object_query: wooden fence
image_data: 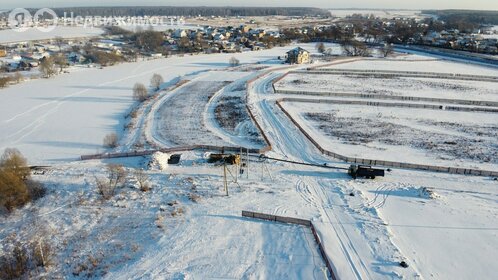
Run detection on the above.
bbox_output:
[242,211,338,280]
[81,145,267,161]
[274,88,498,108]
[296,69,498,83]
[273,96,498,114]
[275,99,498,177]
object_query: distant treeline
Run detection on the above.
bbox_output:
[423,10,498,25]
[46,6,330,17]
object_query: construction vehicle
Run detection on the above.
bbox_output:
[208,154,241,165]
[348,165,385,179]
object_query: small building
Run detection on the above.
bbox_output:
[286,47,310,64]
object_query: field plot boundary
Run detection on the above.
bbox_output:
[295,69,498,83]
[80,69,281,160]
[273,94,498,113]
[275,99,498,177]
[242,211,338,280]
[274,89,498,108]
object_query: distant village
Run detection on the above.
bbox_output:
[0,18,292,86]
[1,12,498,86]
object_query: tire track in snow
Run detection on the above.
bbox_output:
[304,177,372,280]
[249,69,369,279]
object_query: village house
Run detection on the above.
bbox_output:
[286,47,310,64]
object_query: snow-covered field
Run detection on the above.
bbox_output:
[281,101,498,170]
[321,57,498,76]
[276,72,498,102]
[1,46,498,280]
[0,46,296,165]
[151,80,230,147]
[0,26,104,44]
[329,9,422,19]
[120,23,200,32]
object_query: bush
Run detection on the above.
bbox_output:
[150,73,164,91]
[0,76,12,88]
[95,164,127,199]
[229,57,240,67]
[39,57,57,78]
[0,236,53,279]
[133,169,150,192]
[132,83,148,102]
[0,170,29,212]
[0,148,46,213]
[0,242,29,280]
[103,133,118,148]
[0,149,31,212]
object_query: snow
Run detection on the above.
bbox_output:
[119,24,199,32]
[353,170,498,280]
[322,58,498,76]
[1,47,497,280]
[0,45,307,165]
[0,26,104,44]
[276,72,498,102]
[150,152,169,170]
[329,9,422,19]
[281,101,498,171]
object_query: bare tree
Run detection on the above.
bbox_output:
[150,73,164,91]
[316,42,326,54]
[39,57,57,78]
[381,43,394,57]
[341,40,371,57]
[133,169,150,192]
[103,133,118,148]
[53,53,68,73]
[132,83,148,102]
[95,164,127,200]
[229,57,240,67]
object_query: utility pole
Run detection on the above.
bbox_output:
[246,149,250,179]
[223,160,228,196]
[239,147,242,179]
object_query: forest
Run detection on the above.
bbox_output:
[423,10,498,25]
[42,6,330,17]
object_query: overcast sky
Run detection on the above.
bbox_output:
[1,0,497,10]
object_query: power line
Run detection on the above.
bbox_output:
[249,154,349,170]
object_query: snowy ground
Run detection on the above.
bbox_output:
[281,101,498,170]
[0,45,306,165]
[276,72,498,102]
[151,80,229,147]
[329,9,422,19]
[1,47,497,280]
[0,26,104,44]
[321,57,498,76]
